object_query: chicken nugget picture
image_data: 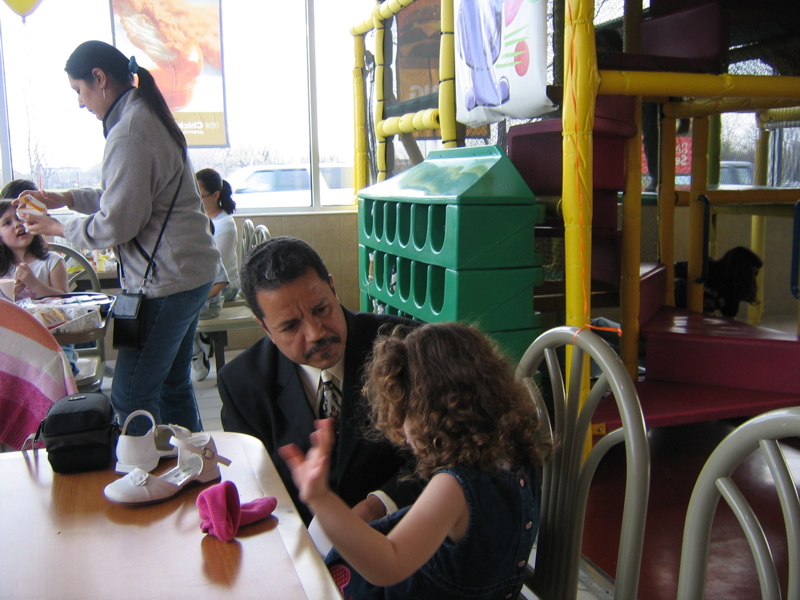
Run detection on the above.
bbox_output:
[113,0,221,110]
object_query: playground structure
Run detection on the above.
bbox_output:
[351,0,800,432]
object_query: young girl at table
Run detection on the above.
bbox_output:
[0,195,70,301]
[0,195,77,373]
[280,321,551,599]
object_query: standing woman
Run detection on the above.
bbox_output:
[19,40,219,435]
[196,168,240,301]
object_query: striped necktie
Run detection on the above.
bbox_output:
[319,370,342,422]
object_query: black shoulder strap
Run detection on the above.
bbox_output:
[118,170,184,292]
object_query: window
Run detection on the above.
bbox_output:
[0,0,371,213]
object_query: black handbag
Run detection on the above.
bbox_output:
[111,291,145,350]
[112,174,183,350]
[29,392,120,474]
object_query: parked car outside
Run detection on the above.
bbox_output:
[227,163,355,211]
[672,161,754,188]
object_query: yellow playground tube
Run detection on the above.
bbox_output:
[351,0,457,186]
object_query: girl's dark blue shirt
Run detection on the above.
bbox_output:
[325,465,541,599]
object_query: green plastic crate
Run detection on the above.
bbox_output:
[360,244,543,331]
[358,145,542,269]
[359,199,544,269]
[359,145,537,206]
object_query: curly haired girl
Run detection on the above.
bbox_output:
[281,321,550,599]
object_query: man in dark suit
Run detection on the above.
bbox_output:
[218,236,418,524]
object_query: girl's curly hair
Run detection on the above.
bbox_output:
[363,321,551,480]
[0,200,50,277]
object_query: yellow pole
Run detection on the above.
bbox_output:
[563,0,597,458]
[599,71,800,99]
[620,96,642,377]
[373,5,388,182]
[438,0,457,149]
[687,116,709,313]
[659,117,677,305]
[748,126,770,325]
[352,32,368,194]
[562,0,599,331]
[619,0,642,377]
[759,106,800,125]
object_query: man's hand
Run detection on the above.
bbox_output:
[351,494,388,523]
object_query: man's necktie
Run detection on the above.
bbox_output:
[319,370,342,422]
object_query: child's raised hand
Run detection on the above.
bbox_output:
[279,418,335,506]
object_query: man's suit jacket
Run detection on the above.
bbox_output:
[218,308,418,524]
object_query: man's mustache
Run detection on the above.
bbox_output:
[305,336,341,359]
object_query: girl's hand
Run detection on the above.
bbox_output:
[279,418,335,505]
[14,263,34,297]
[22,213,65,238]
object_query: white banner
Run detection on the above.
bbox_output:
[454,0,555,127]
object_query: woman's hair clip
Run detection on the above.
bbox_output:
[128,56,139,74]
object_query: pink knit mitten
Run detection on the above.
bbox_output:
[197,480,277,542]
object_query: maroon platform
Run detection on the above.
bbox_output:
[593,307,800,435]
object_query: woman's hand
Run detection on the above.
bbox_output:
[279,418,335,505]
[13,189,72,211]
[22,213,65,238]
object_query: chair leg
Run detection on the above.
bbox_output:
[209,331,228,375]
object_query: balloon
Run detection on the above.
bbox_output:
[3,0,44,21]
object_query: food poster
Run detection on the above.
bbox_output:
[454,0,555,127]
[110,0,228,147]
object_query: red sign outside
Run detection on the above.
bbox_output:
[641,136,693,175]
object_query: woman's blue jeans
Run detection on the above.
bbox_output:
[111,281,212,435]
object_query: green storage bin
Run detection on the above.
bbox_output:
[358,145,542,270]
[360,244,543,331]
[488,326,544,364]
[359,199,543,269]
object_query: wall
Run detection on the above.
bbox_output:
[105,211,359,360]
[227,211,360,350]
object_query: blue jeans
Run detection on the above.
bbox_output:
[111,282,212,435]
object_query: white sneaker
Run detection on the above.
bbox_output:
[192,351,210,382]
[197,333,213,360]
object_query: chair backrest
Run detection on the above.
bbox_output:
[515,326,650,600]
[253,224,271,246]
[48,243,105,364]
[239,219,255,267]
[0,298,77,449]
[49,242,102,293]
[677,407,800,600]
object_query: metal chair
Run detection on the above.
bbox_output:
[252,223,271,246]
[48,243,106,392]
[515,326,650,600]
[239,218,255,266]
[677,407,800,600]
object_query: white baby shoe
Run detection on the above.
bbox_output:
[104,433,231,505]
[115,410,192,473]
